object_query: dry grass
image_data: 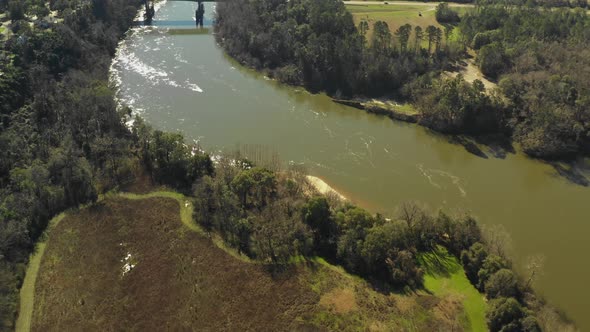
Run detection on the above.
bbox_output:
[30,193,476,331]
[347,3,442,41]
[319,288,358,314]
[32,197,320,331]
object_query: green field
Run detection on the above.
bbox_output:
[347,3,440,39]
[419,246,488,332]
[346,3,471,41]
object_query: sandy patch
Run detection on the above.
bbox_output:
[306,175,346,201]
[320,288,358,314]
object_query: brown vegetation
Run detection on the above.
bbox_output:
[32,197,317,331]
[31,195,470,331]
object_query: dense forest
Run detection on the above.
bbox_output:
[0,0,139,328]
[215,0,461,97]
[215,0,590,159]
[457,4,590,158]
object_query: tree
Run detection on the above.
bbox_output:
[435,3,460,23]
[253,199,312,264]
[395,24,412,52]
[192,175,217,234]
[477,254,508,290]
[396,201,427,231]
[434,27,443,52]
[231,167,276,209]
[425,25,438,53]
[524,254,545,289]
[8,0,24,21]
[477,42,507,79]
[484,269,518,299]
[461,242,488,285]
[302,196,336,255]
[385,248,424,288]
[358,20,369,38]
[486,297,526,332]
[336,207,375,272]
[372,21,392,55]
[361,221,410,272]
[521,315,542,332]
[483,224,512,258]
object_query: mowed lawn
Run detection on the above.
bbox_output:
[418,246,488,332]
[27,192,475,331]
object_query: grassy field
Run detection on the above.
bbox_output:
[23,189,485,331]
[347,3,471,41]
[347,3,440,41]
[419,246,488,332]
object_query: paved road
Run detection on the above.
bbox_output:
[344,1,475,7]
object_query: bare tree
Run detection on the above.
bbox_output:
[482,224,513,259]
[525,254,545,289]
[396,201,427,230]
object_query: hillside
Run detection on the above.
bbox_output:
[24,191,485,331]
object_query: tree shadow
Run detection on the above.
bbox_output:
[448,136,489,159]
[425,129,515,160]
[419,247,462,278]
[548,161,590,187]
[472,134,516,159]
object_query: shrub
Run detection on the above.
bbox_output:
[486,297,525,332]
[435,3,460,23]
[484,269,518,299]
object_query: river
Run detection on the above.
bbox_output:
[110,1,590,329]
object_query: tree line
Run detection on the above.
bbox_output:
[0,0,143,328]
[214,0,463,98]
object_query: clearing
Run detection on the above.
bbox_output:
[346,3,471,40]
[346,3,498,91]
[419,246,488,332]
[22,190,486,331]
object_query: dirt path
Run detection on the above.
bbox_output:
[446,58,498,91]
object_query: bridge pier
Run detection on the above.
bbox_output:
[195,1,205,28]
[144,0,155,23]
[142,0,209,26]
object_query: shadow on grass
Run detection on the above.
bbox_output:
[418,246,462,278]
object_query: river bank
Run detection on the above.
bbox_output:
[306,175,347,201]
[332,98,419,123]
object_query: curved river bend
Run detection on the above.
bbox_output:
[111,2,590,328]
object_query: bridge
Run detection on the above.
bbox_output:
[143,0,217,26]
